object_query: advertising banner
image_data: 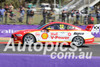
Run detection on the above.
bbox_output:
[0,25,39,37]
[0,25,100,37]
[78,25,100,37]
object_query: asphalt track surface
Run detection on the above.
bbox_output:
[0,44,100,56]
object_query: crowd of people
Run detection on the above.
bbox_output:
[41,7,100,25]
[61,9,100,25]
[42,9,55,25]
[0,3,100,25]
[0,4,35,24]
[0,4,25,23]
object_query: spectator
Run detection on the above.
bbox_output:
[26,7,31,24]
[19,5,23,12]
[71,10,74,22]
[96,12,100,24]
[66,11,70,23]
[47,10,54,22]
[29,10,34,24]
[0,6,6,23]
[84,16,88,25]
[9,4,14,10]
[42,9,47,24]
[62,10,67,22]
[4,4,9,12]
[88,14,94,24]
[19,7,25,22]
[76,11,80,21]
[27,7,34,24]
[9,10,16,22]
[4,4,9,24]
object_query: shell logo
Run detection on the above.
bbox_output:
[41,33,48,39]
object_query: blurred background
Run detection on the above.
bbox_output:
[0,0,99,25]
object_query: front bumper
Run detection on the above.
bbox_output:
[11,35,23,44]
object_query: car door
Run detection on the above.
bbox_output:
[38,23,72,42]
[38,24,59,42]
[48,23,74,42]
[49,24,69,42]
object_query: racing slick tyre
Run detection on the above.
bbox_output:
[72,36,84,47]
[23,34,36,45]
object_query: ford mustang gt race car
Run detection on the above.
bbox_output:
[11,22,94,46]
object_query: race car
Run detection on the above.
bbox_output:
[11,22,94,46]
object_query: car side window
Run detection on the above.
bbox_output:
[65,25,75,30]
[44,24,60,30]
[59,24,75,30]
[43,23,75,30]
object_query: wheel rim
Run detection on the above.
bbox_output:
[73,37,84,46]
[24,35,34,45]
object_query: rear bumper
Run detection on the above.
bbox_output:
[85,38,94,44]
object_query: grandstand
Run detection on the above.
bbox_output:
[60,0,100,11]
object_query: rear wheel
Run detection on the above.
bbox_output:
[72,36,84,47]
[23,34,35,45]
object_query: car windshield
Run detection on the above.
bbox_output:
[37,24,47,29]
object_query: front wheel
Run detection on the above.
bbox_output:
[72,36,84,47]
[23,34,35,45]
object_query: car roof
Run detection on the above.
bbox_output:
[49,22,79,27]
[40,22,82,30]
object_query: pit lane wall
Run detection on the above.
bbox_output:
[0,54,100,67]
[0,25,100,37]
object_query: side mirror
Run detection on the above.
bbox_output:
[42,29,50,32]
[46,29,50,32]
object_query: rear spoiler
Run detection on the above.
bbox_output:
[85,24,94,31]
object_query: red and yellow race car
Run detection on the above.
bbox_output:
[11,22,94,46]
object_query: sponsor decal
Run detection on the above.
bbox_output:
[91,24,100,34]
[68,32,71,36]
[50,32,70,39]
[35,32,40,36]
[74,32,84,35]
[41,33,48,39]
[0,29,18,34]
[51,32,58,35]
[51,36,69,39]
[94,26,99,30]
[85,38,94,42]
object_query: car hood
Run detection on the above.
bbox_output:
[13,29,39,34]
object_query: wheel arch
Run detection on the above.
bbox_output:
[72,36,85,43]
[22,33,37,43]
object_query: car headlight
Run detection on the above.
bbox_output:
[15,34,22,37]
